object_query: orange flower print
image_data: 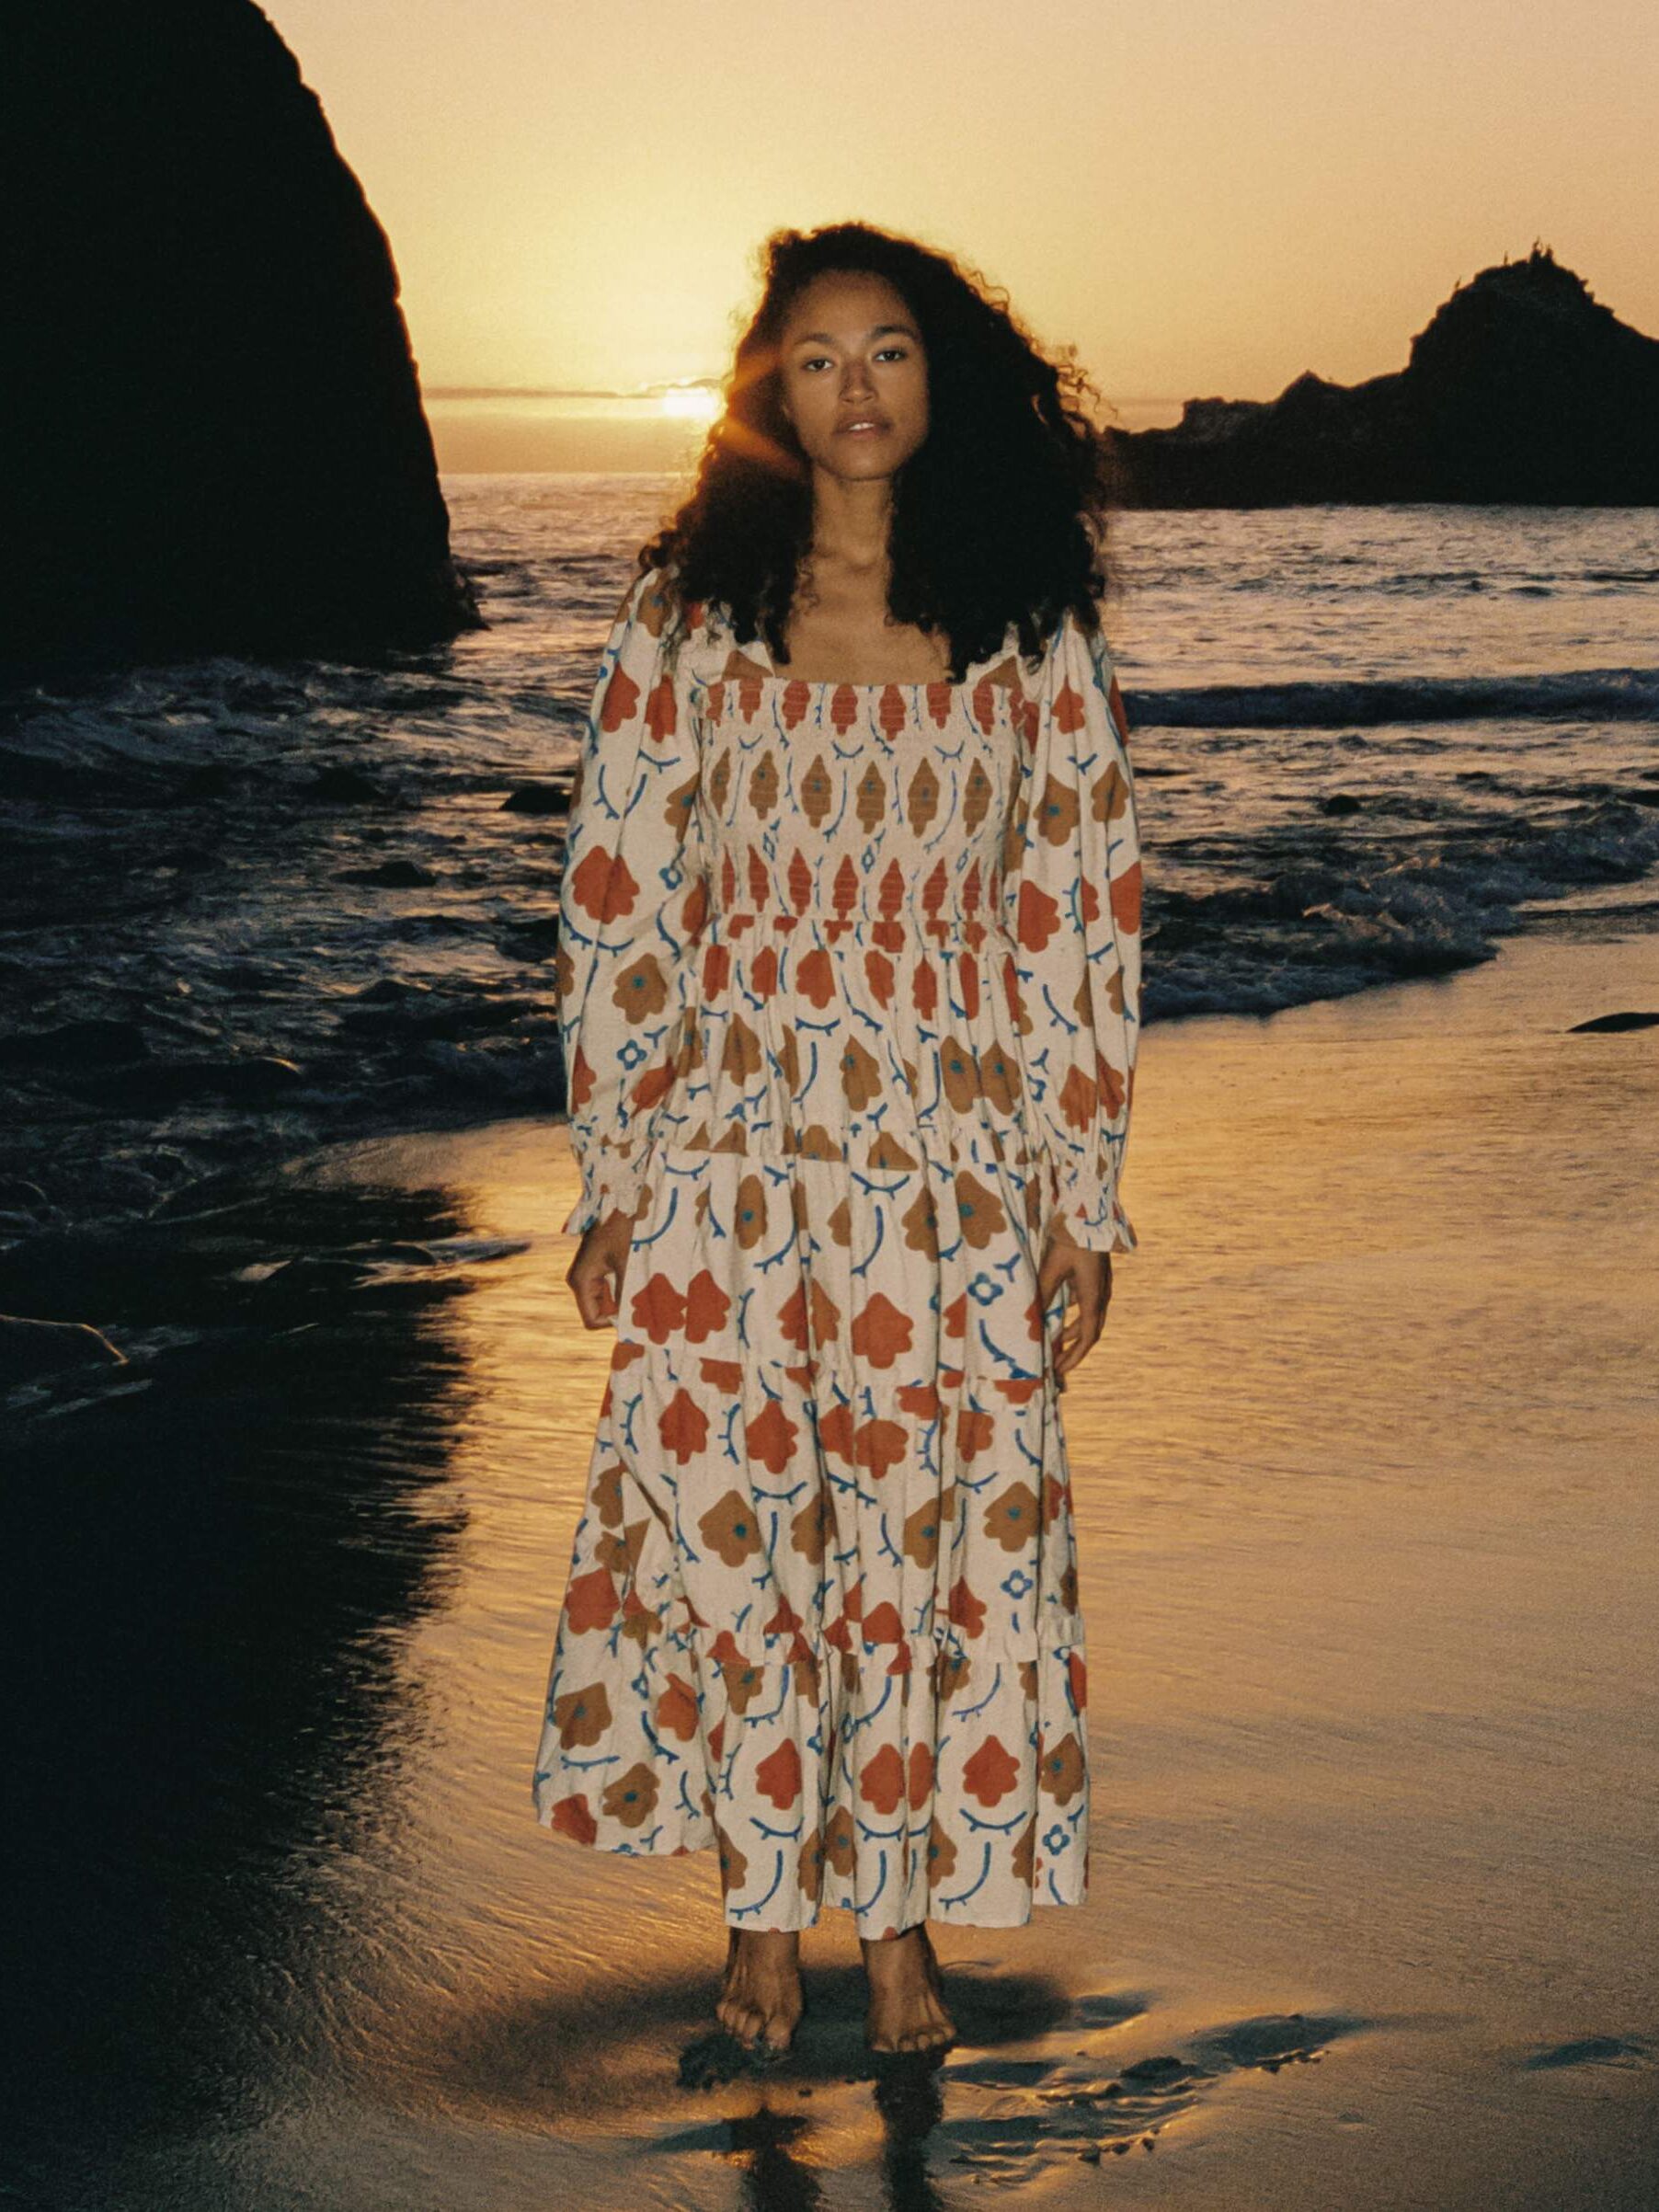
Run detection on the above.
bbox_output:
[1038,1731,1085,1805]
[600,662,639,733]
[957,1406,995,1461]
[659,1387,709,1465]
[955,1170,1007,1250]
[855,760,887,832]
[747,1397,800,1474]
[860,1744,906,1816]
[551,1794,598,1845]
[790,946,833,1010]
[1058,1062,1099,1132]
[734,1174,767,1250]
[719,1656,768,1714]
[601,1762,659,1829]
[792,1489,828,1562]
[850,1292,914,1370]
[591,1456,624,1530]
[629,1270,687,1344]
[799,754,834,827]
[939,1035,978,1112]
[699,1488,765,1566]
[963,1734,1020,1807]
[984,1481,1041,1552]
[1011,1816,1036,1885]
[905,755,941,833]
[553,1682,611,1748]
[1035,772,1080,846]
[853,1417,908,1480]
[568,842,638,926]
[948,1576,987,1636]
[1092,754,1130,826]
[654,1675,699,1741]
[978,1039,1023,1113]
[755,1738,803,1812]
[1013,877,1061,953]
[908,1743,934,1809]
[722,1014,763,1082]
[1110,858,1143,935]
[839,1037,883,1111]
[682,1269,732,1344]
[904,1498,941,1568]
[783,681,813,731]
[826,1805,857,1875]
[564,1567,619,1633]
[611,950,667,1024]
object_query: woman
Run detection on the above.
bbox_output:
[533,222,1143,2059]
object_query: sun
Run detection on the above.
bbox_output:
[659,383,721,422]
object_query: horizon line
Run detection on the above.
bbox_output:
[425,383,1189,405]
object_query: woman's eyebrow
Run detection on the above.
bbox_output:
[788,323,921,347]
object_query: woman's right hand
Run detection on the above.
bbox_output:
[566,1209,635,1330]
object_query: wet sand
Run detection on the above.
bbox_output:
[6,923,1657,2209]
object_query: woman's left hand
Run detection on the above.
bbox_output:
[1038,1224,1112,1381]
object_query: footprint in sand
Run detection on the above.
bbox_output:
[935,1996,1366,2180]
[1521,2034,1654,2072]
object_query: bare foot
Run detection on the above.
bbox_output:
[716,1928,804,2053]
[861,1923,956,2054]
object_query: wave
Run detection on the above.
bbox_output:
[1143,796,1659,1018]
[1130,667,1659,730]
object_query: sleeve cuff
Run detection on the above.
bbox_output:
[561,1154,649,1238]
[1047,1168,1138,1255]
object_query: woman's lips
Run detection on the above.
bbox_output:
[835,418,889,436]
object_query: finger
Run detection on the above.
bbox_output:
[1055,1289,1095,1375]
[1059,1289,1104,1373]
[1051,1305,1080,1379]
[573,1263,613,1331]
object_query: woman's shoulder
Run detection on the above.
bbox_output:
[611,561,730,669]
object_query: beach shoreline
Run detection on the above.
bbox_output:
[6,920,1657,2210]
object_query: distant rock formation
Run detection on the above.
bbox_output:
[1106,246,1659,507]
[0,0,480,674]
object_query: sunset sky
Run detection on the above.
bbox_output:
[262,0,1657,469]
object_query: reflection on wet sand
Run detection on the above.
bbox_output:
[4,929,1657,2210]
[1,1176,480,2205]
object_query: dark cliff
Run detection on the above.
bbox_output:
[1106,246,1659,508]
[0,0,480,674]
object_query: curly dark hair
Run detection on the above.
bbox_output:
[639,222,1117,680]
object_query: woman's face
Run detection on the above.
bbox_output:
[774,270,930,482]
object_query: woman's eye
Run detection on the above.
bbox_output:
[876,346,909,362]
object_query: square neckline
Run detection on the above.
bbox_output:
[733,626,1027,694]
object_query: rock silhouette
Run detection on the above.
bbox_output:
[1107,246,1659,507]
[0,0,480,674]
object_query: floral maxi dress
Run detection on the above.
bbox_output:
[532,567,1143,1937]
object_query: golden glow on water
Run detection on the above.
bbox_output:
[660,384,721,421]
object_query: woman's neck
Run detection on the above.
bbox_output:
[807,470,894,573]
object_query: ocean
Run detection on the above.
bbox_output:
[3,477,1656,1244]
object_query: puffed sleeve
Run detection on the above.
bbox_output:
[555,566,708,1237]
[1001,604,1144,1255]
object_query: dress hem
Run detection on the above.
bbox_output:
[530,1801,1089,1932]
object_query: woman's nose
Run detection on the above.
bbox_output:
[841,357,875,399]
